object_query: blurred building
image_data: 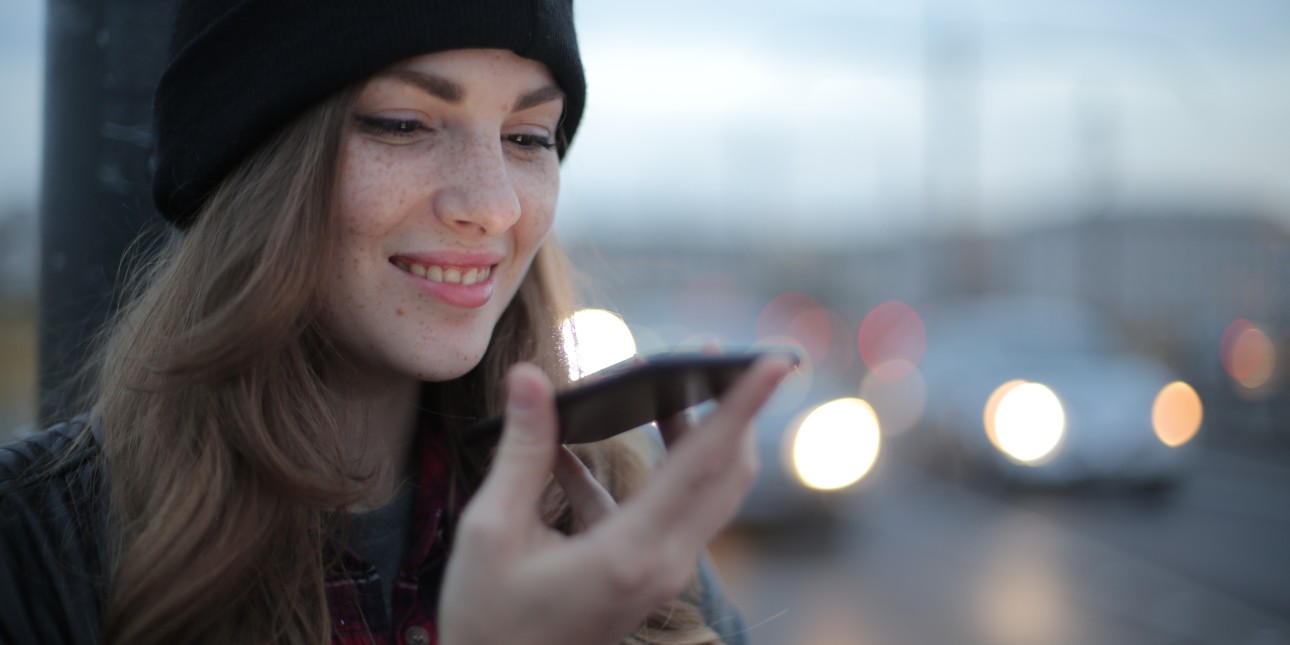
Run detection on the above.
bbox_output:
[0,203,37,303]
[565,208,1289,440]
[997,212,1288,360]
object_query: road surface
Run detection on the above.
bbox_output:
[712,440,1290,645]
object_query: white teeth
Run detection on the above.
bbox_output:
[403,262,492,284]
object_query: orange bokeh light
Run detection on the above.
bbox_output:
[1152,381,1203,447]
[1221,319,1276,389]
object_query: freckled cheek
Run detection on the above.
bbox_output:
[515,171,559,241]
[513,211,553,256]
[336,148,420,234]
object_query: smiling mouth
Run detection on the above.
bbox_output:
[392,259,494,286]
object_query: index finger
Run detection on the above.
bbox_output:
[607,355,793,544]
[471,364,561,515]
[656,343,722,448]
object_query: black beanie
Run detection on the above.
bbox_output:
[152,0,585,226]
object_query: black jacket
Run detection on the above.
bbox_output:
[0,423,747,645]
[0,420,106,644]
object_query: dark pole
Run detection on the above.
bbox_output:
[38,0,174,424]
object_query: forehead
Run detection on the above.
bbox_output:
[371,49,560,99]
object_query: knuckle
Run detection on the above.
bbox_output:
[457,507,508,543]
[502,423,549,454]
[605,556,654,597]
[630,562,689,609]
[602,546,689,605]
[682,467,724,499]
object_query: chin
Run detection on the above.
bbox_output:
[402,346,491,383]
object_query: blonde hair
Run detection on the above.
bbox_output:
[93,86,723,644]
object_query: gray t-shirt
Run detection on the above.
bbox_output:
[347,482,418,622]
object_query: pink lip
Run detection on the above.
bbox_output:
[390,251,502,309]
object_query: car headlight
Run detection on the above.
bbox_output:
[1152,381,1203,447]
[787,398,881,491]
[986,381,1065,465]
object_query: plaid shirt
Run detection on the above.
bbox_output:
[327,429,454,645]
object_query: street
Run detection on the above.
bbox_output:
[712,438,1290,645]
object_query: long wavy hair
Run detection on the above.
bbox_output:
[91,84,724,644]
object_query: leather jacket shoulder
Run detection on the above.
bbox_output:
[0,419,108,645]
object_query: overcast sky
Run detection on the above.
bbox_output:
[2,0,1288,244]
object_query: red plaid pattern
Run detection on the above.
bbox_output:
[327,429,454,645]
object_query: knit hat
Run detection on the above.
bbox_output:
[152,0,585,226]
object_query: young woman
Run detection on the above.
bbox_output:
[0,1,792,644]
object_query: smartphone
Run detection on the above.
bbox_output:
[462,349,800,445]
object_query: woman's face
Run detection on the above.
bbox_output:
[323,49,563,385]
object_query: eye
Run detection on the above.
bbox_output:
[506,133,557,151]
[355,115,427,139]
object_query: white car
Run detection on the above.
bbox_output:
[914,297,1201,489]
[736,375,880,530]
[597,305,880,531]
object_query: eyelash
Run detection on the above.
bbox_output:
[356,116,556,150]
[507,133,557,150]
[356,116,424,138]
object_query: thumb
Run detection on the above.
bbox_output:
[475,363,560,513]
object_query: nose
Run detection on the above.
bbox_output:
[432,135,522,237]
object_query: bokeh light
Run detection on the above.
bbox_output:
[1221,319,1276,389]
[859,360,926,436]
[992,382,1065,465]
[1152,381,1203,447]
[625,322,668,356]
[789,398,881,491]
[560,308,638,381]
[756,292,822,338]
[984,379,1028,452]
[785,307,834,366]
[756,291,833,366]
[857,300,926,380]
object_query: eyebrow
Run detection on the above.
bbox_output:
[382,68,564,112]
[385,68,464,103]
[513,85,564,112]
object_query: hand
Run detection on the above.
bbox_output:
[438,356,793,645]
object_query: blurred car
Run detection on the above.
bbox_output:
[913,297,1201,489]
[735,369,880,531]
